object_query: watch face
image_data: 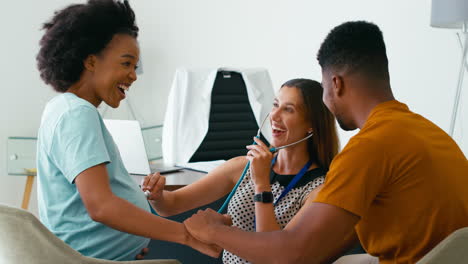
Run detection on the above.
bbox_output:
[254,191,273,203]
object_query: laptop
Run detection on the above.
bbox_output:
[103,119,182,175]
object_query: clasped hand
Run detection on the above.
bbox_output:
[184,208,233,244]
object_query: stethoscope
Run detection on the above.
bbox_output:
[217,113,313,213]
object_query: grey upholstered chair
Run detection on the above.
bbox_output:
[416,227,468,264]
[333,227,468,264]
[0,204,180,264]
[333,254,379,264]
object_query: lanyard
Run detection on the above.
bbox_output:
[271,156,312,206]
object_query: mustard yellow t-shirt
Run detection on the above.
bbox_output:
[314,100,468,264]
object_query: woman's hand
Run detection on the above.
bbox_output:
[246,137,273,190]
[141,172,166,200]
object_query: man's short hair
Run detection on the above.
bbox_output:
[317,21,389,81]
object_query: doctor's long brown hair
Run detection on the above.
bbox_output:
[281,79,339,170]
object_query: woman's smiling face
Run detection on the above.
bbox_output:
[269,86,313,148]
[88,33,139,108]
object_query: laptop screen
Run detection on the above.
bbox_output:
[103,119,151,175]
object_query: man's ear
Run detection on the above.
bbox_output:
[83,54,97,72]
[331,74,345,98]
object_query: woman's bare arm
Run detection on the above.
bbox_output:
[75,163,221,257]
[142,156,248,216]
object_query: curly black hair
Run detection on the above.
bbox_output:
[317,21,389,81]
[37,0,139,92]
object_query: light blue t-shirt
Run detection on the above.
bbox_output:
[37,93,151,261]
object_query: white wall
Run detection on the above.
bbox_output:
[1,0,466,216]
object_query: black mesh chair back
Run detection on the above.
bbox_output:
[189,70,267,162]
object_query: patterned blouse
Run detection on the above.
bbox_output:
[223,166,325,263]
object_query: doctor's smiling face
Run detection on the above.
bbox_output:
[270,86,313,149]
[81,34,139,108]
[269,79,338,169]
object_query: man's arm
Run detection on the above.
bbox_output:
[185,202,359,264]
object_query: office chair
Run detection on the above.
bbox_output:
[190,70,268,162]
[0,204,180,264]
[162,67,274,165]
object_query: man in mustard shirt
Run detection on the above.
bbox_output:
[183,21,468,264]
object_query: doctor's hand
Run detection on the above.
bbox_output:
[184,208,232,244]
[246,137,273,189]
[141,172,166,200]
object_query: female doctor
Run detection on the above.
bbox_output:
[35,0,218,260]
[142,78,340,263]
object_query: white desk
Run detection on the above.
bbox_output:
[131,169,207,191]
